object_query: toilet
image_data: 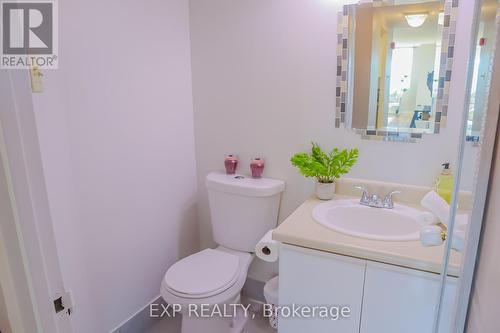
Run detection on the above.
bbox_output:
[161,172,285,333]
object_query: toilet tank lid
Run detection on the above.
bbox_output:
[206,172,285,197]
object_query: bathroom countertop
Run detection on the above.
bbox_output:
[273,196,462,277]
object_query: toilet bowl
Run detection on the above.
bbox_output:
[160,172,284,333]
[161,247,253,333]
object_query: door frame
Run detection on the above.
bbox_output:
[440,0,500,330]
[0,69,72,333]
[456,16,500,332]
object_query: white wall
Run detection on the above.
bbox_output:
[189,0,476,281]
[32,0,198,332]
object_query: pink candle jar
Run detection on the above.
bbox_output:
[224,154,238,174]
[250,158,265,178]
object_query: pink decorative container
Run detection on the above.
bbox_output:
[224,154,239,174]
[250,158,265,178]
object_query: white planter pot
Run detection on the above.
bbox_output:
[315,181,335,200]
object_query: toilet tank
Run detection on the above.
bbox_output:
[206,172,285,252]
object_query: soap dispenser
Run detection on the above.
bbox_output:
[436,163,454,204]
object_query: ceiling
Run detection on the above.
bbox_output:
[370,1,444,46]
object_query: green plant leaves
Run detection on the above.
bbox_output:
[291,143,358,183]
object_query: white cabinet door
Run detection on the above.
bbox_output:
[278,244,366,333]
[360,261,457,333]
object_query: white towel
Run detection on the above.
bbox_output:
[417,211,440,225]
[452,230,466,252]
[420,191,451,226]
[420,225,443,247]
[451,214,469,252]
[455,214,469,230]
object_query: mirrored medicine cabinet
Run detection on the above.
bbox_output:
[335,0,459,141]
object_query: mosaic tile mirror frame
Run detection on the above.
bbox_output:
[334,0,459,142]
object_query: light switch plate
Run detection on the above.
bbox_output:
[29,66,44,93]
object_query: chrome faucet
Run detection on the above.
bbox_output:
[382,190,401,209]
[354,186,401,209]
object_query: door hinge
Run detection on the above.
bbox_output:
[53,290,74,317]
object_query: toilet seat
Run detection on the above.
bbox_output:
[164,249,240,299]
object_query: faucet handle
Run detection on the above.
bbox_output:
[383,190,401,208]
[354,185,370,203]
[354,185,368,194]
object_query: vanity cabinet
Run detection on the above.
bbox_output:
[278,244,457,333]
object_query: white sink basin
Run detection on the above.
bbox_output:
[312,199,423,241]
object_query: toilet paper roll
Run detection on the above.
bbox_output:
[255,230,279,262]
[420,225,444,247]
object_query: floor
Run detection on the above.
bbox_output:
[147,310,274,333]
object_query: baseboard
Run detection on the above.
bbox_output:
[110,295,167,333]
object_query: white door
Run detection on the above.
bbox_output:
[278,244,366,333]
[0,70,73,333]
[360,261,457,333]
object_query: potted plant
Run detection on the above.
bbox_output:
[291,143,359,200]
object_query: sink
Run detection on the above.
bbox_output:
[312,199,423,241]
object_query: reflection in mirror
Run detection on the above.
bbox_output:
[352,2,443,133]
[467,0,499,142]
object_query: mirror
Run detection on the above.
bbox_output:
[335,0,458,140]
[466,0,499,142]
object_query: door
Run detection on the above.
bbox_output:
[360,261,457,333]
[0,70,72,332]
[278,244,366,333]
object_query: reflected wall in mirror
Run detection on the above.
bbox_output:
[467,0,500,142]
[335,0,458,140]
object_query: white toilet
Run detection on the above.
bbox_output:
[161,172,285,333]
